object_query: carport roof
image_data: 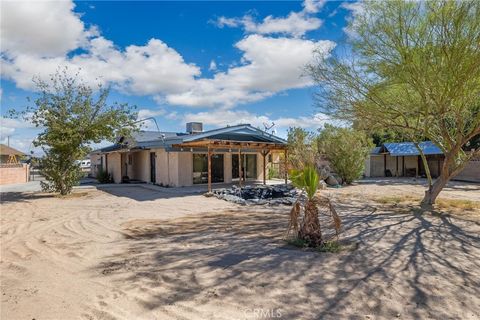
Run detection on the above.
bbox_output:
[372,141,443,156]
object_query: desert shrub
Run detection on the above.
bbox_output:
[317,241,342,253]
[317,125,374,184]
[96,169,112,184]
[287,127,318,170]
[268,167,279,179]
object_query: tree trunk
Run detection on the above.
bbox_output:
[421,154,455,205]
[300,200,322,246]
[421,172,449,205]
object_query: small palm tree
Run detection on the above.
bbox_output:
[289,166,322,247]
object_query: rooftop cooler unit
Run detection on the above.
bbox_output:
[186,122,203,134]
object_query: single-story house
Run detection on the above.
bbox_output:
[364,141,480,183]
[0,144,26,164]
[91,123,288,191]
[0,144,30,185]
[364,141,444,178]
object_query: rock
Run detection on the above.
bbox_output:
[318,180,327,190]
[325,175,339,186]
[211,184,300,206]
[332,174,343,185]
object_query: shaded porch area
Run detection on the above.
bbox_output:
[173,138,289,192]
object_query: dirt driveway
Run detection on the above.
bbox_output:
[1,181,479,319]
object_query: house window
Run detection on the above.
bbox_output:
[128,154,133,165]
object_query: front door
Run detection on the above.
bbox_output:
[150,152,156,183]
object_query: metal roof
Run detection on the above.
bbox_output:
[92,124,287,154]
[370,146,382,155]
[372,141,443,156]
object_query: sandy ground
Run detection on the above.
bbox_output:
[1,181,479,320]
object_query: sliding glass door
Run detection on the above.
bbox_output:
[231,154,257,180]
[193,154,224,184]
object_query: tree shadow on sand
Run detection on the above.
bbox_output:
[92,200,480,319]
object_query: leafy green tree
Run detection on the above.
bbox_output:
[308,0,480,204]
[317,125,374,184]
[14,69,137,195]
[286,127,317,170]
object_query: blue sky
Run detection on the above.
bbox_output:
[0,0,356,154]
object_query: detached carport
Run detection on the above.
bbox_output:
[366,141,444,178]
[173,139,288,192]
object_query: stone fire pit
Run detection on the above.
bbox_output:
[211,184,300,206]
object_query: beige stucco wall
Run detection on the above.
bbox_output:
[404,156,418,175]
[224,153,232,183]
[256,152,265,181]
[90,154,102,177]
[153,149,182,187]
[107,152,122,183]
[366,155,420,177]
[369,155,384,177]
[454,159,480,182]
[364,157,371,177]
[97,149,277,186]
[178,152,193,186]
[132,151,150,182]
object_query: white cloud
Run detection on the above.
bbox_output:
[1,0,335,111]
[303,0,327,14]
[340,1,365,38]
[0,117,35,137]
[165,35,335,108]
[1,37,201,95]
[216,13,323,38]
[214,0,325,38]
[0,0,96,58]
[182,109,333,136]
[209,60,217,71]
[137,108,166,119]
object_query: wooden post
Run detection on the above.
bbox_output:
[284,149,288,184]
[262,150,268,185]
[396,156,399,177]
[416,155,419,177]
[208,146,212,193]
[383,154,387,176]
[238,148,242,188]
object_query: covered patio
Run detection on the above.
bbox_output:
[173,138,288,192]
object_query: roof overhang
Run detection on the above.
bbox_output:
[173,138,287,151]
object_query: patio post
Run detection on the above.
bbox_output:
[208,146,212,193]
[284,149,288,184]
[262,150,268,185]
[238,148,242,188]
